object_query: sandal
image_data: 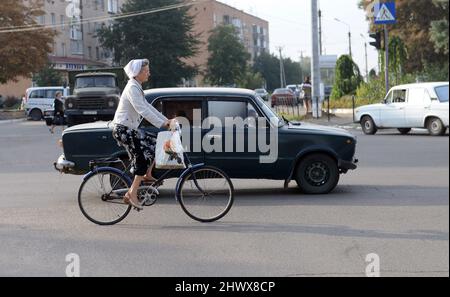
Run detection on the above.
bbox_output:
[123,192,143,211]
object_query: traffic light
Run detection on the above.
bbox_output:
[369,31,382,50]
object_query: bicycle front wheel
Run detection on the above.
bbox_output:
[78,169,132,225]
[177,166,234,222]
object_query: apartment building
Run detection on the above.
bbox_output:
[1,0,268,96]
[187,0,269,85]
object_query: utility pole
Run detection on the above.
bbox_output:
[319,9,323,56]
[364,41,368,81]
[299,51,304,83]
[348,31,352,58]
[361,33,369,82]
[277,46,286,88]
[311,0,321,118]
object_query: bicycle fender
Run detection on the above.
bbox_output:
[175,163,205,200]
[82,166,133,186]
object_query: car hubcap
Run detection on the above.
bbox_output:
[432,121,439,131]
[305,162,330,186]
[364,121,371,131]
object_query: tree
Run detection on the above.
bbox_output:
[0,0,56,84]
[236,70,265,90]
[387,36,408,85]
[359,0,449,74]
[253,52,279,91]
[205,25,250,86]
[253,53,311,92]
[33,62,64,86]
[97,0,199,88]
[331,55,363,99]
[430,0,449,55]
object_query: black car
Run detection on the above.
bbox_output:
[55,88,358,194]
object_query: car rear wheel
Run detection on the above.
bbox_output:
[361,116,377,135]
[295,154,340,194]
[398,128,411,135]
[427,117,446,136]
[30,109,42,121]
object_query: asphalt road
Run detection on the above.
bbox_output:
[0,120,448,277]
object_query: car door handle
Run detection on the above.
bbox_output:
[206,135,222,139]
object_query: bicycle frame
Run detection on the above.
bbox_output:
[85,152,206,202]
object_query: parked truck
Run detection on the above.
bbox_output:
[64,72,121,127]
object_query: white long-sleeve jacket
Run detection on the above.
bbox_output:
[113,79,168,130]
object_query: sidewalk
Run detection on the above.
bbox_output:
[301,112,360,129]
[0,109,26,123]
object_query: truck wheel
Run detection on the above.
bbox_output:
[30,109,42,121]
[427,117,446,136]
[361,116,377,135]
[295,154,340,194]
[398,128,411,135]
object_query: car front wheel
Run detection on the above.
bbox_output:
[30,109,42,121]
[295,154,340,194]
[361,116,377,135]
[427,117,446,136]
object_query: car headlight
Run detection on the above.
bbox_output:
[107,97,117,108]
[65,98,75,109]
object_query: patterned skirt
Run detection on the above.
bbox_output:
[112,124,157,176]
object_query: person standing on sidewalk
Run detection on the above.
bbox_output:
[302,76,312,114]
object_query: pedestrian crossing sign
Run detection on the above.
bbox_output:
[374,2,396,24]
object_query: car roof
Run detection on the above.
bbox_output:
[143,87,256,100]
[75,72,117,78]
[391,82,449,90]
[26,86,66,91]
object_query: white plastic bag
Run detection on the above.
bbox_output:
[155,128,186,170]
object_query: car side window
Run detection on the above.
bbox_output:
[30,90,44,99]
[207,98,261,128]
[392,89,407,103]
[143,97,203,128]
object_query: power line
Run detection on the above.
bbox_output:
[0,0,207,34]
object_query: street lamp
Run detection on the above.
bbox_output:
[334,18,352,58]
[360,33,369,82]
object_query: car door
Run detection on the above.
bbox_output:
[204,97,269,178]
[405,87,430,128]
[379,88,407,128]
[141,96,205,166]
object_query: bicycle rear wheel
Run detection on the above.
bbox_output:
[177,166,234,222]
[78,169,131,225]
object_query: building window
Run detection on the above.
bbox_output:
[108,0,118,14]
[60,15,65,29]
[96,47,100,60]
[51,13,56,25]
[62,43,66,57]
[37,15,45,25]
[88,47,92,59]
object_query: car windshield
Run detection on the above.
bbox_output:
[435,85,449,102]
[76,76,116,88]
[254,95,284,127]
[255,89,265,93]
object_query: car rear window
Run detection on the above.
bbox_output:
[435,86,449,102]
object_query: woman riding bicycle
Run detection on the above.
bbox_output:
[112,59,175,210]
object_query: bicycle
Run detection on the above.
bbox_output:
[77,151,234,225]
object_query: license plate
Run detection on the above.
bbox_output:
[83,111,97,115]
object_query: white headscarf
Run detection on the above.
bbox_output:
[124,59,146,80]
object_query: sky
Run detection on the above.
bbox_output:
[217,0,379,75]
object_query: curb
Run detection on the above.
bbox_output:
[0,118,26,125]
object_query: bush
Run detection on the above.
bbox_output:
[3,96,21,109]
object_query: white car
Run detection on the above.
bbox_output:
[355,82,449,136]
[24,86,70,121]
